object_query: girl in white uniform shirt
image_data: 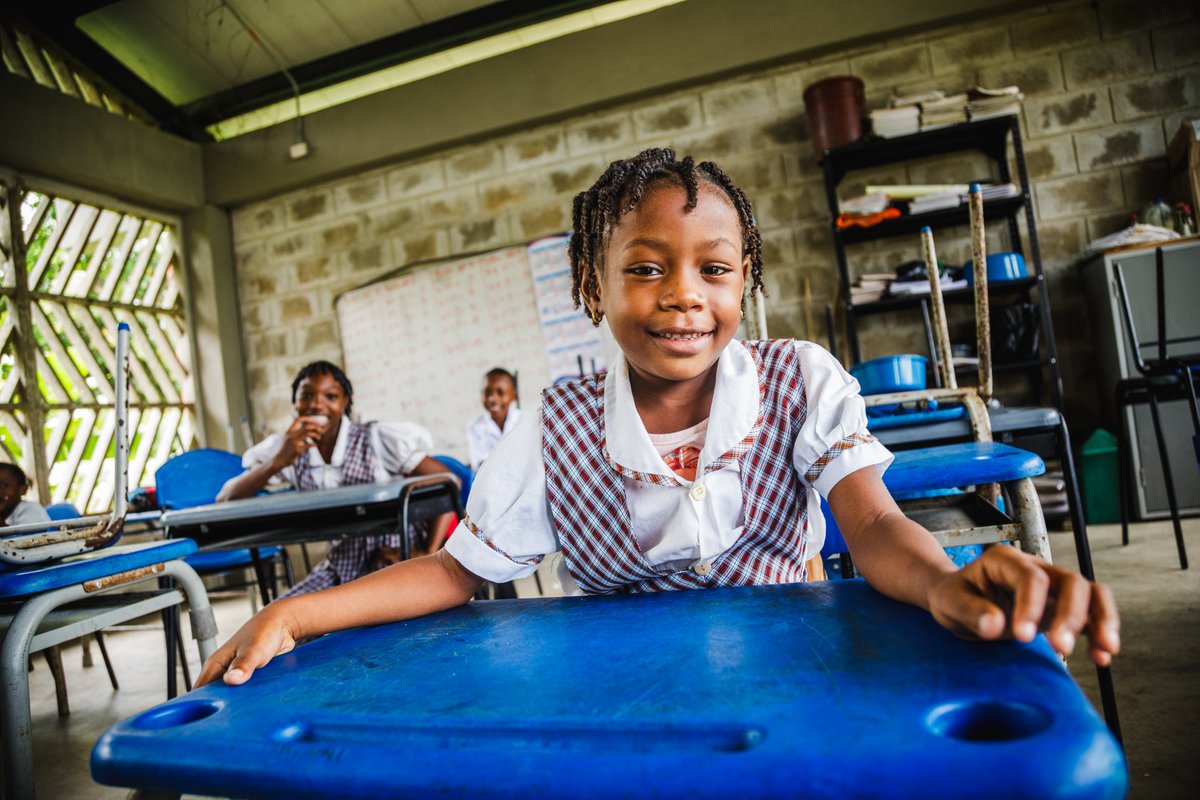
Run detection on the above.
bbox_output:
[217,361,454,597]
[198,149,1119,687]
[465,368,522,473]
[0,463,50,527]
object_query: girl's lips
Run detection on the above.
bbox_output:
[650,329,713,355]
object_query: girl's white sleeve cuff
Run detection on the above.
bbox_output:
[444,519,544,583]
[812,438,894,498]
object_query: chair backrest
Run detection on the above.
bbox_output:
[44,502,82,520]
[155,449,245,510]
[433,455,472,507]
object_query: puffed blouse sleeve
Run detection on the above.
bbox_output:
[373,421,435,476]
[791,340,893,498]
[443,408,557,583]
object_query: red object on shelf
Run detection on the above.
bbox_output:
[803,76,866,162]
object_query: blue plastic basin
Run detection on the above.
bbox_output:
[850,354,928,395]
[964,252,1026,285]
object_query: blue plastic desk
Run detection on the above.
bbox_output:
[161,475,460,559]
[2,539,219,800]
[92,581,1125,800]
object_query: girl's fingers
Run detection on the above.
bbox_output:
[977,547,1049,642]
[194,649,233,688]
[930,577,1007,640]
[1086,581,1121,662]
[1042,567,1091,656]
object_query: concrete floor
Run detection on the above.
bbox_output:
[15,518,1199,799]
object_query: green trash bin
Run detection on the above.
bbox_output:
[1080,429,1120,525]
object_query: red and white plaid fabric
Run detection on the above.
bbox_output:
[542,339,813,595]
[281,420,420,597]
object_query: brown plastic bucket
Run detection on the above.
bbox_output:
[803,76,866,162]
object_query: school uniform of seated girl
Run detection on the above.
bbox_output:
[216,361,454,598]
[199,149,1119,687]
[465,367,522,473]
[0,464,50,527]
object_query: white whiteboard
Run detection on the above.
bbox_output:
[337,246,552,462]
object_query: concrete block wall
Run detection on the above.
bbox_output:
[229,0,1199,439]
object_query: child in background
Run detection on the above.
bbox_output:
[466,368,521,472]
[216,361,455,597]
[198,149,1118,687]
[0,463,50,526]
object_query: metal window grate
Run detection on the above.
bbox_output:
[0,20,149,125]
[1,182,197,513]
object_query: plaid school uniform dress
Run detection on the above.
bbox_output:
[281,420,424,597]
[542,339,827,595]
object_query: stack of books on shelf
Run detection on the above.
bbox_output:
[905,182,1022,215]
[919,93,968,130]
[967,86,1024,121]
[849,273,894,305]
[869,105,921,138]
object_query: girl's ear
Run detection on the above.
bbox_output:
[741,255,751,283]
[580,263,603,317]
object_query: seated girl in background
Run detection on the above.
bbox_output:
[0,463,50,526]
[216,361,455,597]
[199,149,1118,686]
[465,368,521,473]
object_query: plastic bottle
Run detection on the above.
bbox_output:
[1176,202,1195,237]
[1142,198,1173,229]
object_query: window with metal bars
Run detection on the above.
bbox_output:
[0,180,198,514]
[0,18,150,125]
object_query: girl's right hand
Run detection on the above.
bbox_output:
[194,603,301,687]
[276,415,329,465]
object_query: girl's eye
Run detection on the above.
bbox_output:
[702,264,733,276]
[626,264,661,276]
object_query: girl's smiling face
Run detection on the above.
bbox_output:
[588,181,748,393]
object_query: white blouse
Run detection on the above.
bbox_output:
[466,407,523,473]
[5,500,51,526]
[445,340,892,586]
[242,419,433,488]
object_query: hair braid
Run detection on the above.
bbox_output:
[568,148,766,322]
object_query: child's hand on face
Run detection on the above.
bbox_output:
[926,546,1120,666]
[279,415,330,461]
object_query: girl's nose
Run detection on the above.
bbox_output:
[659,272,703,311]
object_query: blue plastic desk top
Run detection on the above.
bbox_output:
[883,442,1045,495]
[0,539,197,598]
[92,581,1125,800]
[159,476,457,551]
[875,405,1061,447]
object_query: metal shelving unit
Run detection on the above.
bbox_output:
[820,115,1064,410]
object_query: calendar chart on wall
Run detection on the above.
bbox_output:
[335,239,605,463]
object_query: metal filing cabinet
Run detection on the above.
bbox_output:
[1081,238,1200,520]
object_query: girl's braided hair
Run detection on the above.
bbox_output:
[567,148,764,320]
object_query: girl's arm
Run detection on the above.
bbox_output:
[407,455,459,555]
[217,417,326,501]
[828,465,1120,667]
[195,549,484,687]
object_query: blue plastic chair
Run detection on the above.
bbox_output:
[433,455,472,508]
[44,502,82,521]
[155,449,293,607]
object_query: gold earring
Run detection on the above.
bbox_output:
[740,308,745,320]
[591,308,602,325]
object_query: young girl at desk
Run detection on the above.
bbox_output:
[216,361,454,597]
[199,149,1118,686]
[0,463,50,526]
[465,368,522,473]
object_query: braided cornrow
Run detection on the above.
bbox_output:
[568,148,765,318]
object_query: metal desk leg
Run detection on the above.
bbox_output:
[1010,478,1051,561]
[1055,420,1123,744]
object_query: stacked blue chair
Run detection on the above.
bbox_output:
[155,449,295,608]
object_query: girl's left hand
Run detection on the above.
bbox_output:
[926,545,1120,666]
